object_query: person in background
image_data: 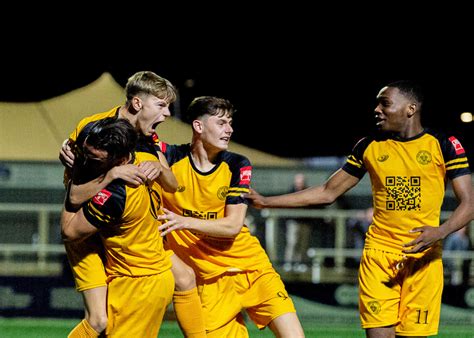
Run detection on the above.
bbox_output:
[283,173,312,272]
[245,81,474,337]
[444,225,472,285]
[157,96,305,337]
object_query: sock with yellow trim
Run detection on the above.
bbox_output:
[68,319,100,338]
[173,287,207,337]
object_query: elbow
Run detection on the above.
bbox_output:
[61,226,80,243]
[163,184,178,193]
[227,223,244,238]
[61,229,74,243]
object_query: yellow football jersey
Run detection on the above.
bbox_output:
[343,129,470,257]
[162,144,273,281]
[82,152,171,278]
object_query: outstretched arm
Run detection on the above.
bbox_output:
[245,169,360,209]
[403,174,474,253]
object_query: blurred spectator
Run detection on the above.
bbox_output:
[444,225,472,285]
[346,207,373,267]
[283,173,312,272]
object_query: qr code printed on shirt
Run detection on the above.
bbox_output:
[385,176,421,211]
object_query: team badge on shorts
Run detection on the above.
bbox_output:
[368,301,381,314]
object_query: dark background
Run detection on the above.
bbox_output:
[2,25,474,162]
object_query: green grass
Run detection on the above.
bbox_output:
[1,296,473,337]
[1,318,473,337]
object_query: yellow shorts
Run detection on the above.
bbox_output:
[64,234,107,291]
[106,269,174,337]
[198,267,296,338]
[359,248,442,336]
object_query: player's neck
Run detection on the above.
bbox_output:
[189,146,216,172]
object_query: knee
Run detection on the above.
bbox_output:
[173,264,197,291]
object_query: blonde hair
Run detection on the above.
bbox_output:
[125,71,177,104]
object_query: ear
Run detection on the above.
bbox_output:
[192,119,203,133]
[130,96,142,113]
[407,103,417,118]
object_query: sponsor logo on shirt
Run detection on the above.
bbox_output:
[240,166,252,185]
[449,136,465,155]
[93,189,112,206]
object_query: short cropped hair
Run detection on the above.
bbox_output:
[185,96,235,123]
[125,71,177,104]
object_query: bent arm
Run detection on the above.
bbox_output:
[155,152,178,193]
[158,204,247,238]
[438,175,474,238]
[61,206,98,242]
[403,174,474,253]
[68,164,146,208]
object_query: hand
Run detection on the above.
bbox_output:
[402,226,443,253]
[107,164,147,187]
[59,139,75,168]
[139,161,163,182]
[242,188,267,209]
[157,208,189,237]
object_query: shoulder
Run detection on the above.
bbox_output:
[220,151,251,167]
[162,143,190,165]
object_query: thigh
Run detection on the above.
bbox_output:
[65,234,106,291]
[106,270,174,338]
[244,268,297,329]
[198,274,245,333]
[396,255,443,336]
[359,248,402,329]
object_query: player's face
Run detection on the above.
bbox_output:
[77,143,112,176]
[136,95,171,136]
[201,113,233,151]
[374,87,412,133]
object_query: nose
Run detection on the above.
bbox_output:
[374,105,382,115]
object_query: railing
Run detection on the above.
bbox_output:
[1,203,473,284]
[261,208,474,284]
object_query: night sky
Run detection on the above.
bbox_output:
[2,32,474,163]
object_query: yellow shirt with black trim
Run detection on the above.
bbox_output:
[162,144,273,281]
[65,106,162,187]
[342,129,471,257]
[82,152,171,278]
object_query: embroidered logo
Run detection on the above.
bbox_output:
[449,136,465,155]
[240,166,252,185]
[368,301,381,314]
[277,291,288,300]
[377,154,389,162]
[416,150,432,165]
[217,186,229,201]
[176,185,186,192]
[93,189,112,206]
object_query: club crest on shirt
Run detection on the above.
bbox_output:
[240,166,252,185]
[93,189,112,206]
[217,186,229,201]
[416,150,432,165]
[449,136,465,155]
[377,154,389,162]
[176,185,186,192]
